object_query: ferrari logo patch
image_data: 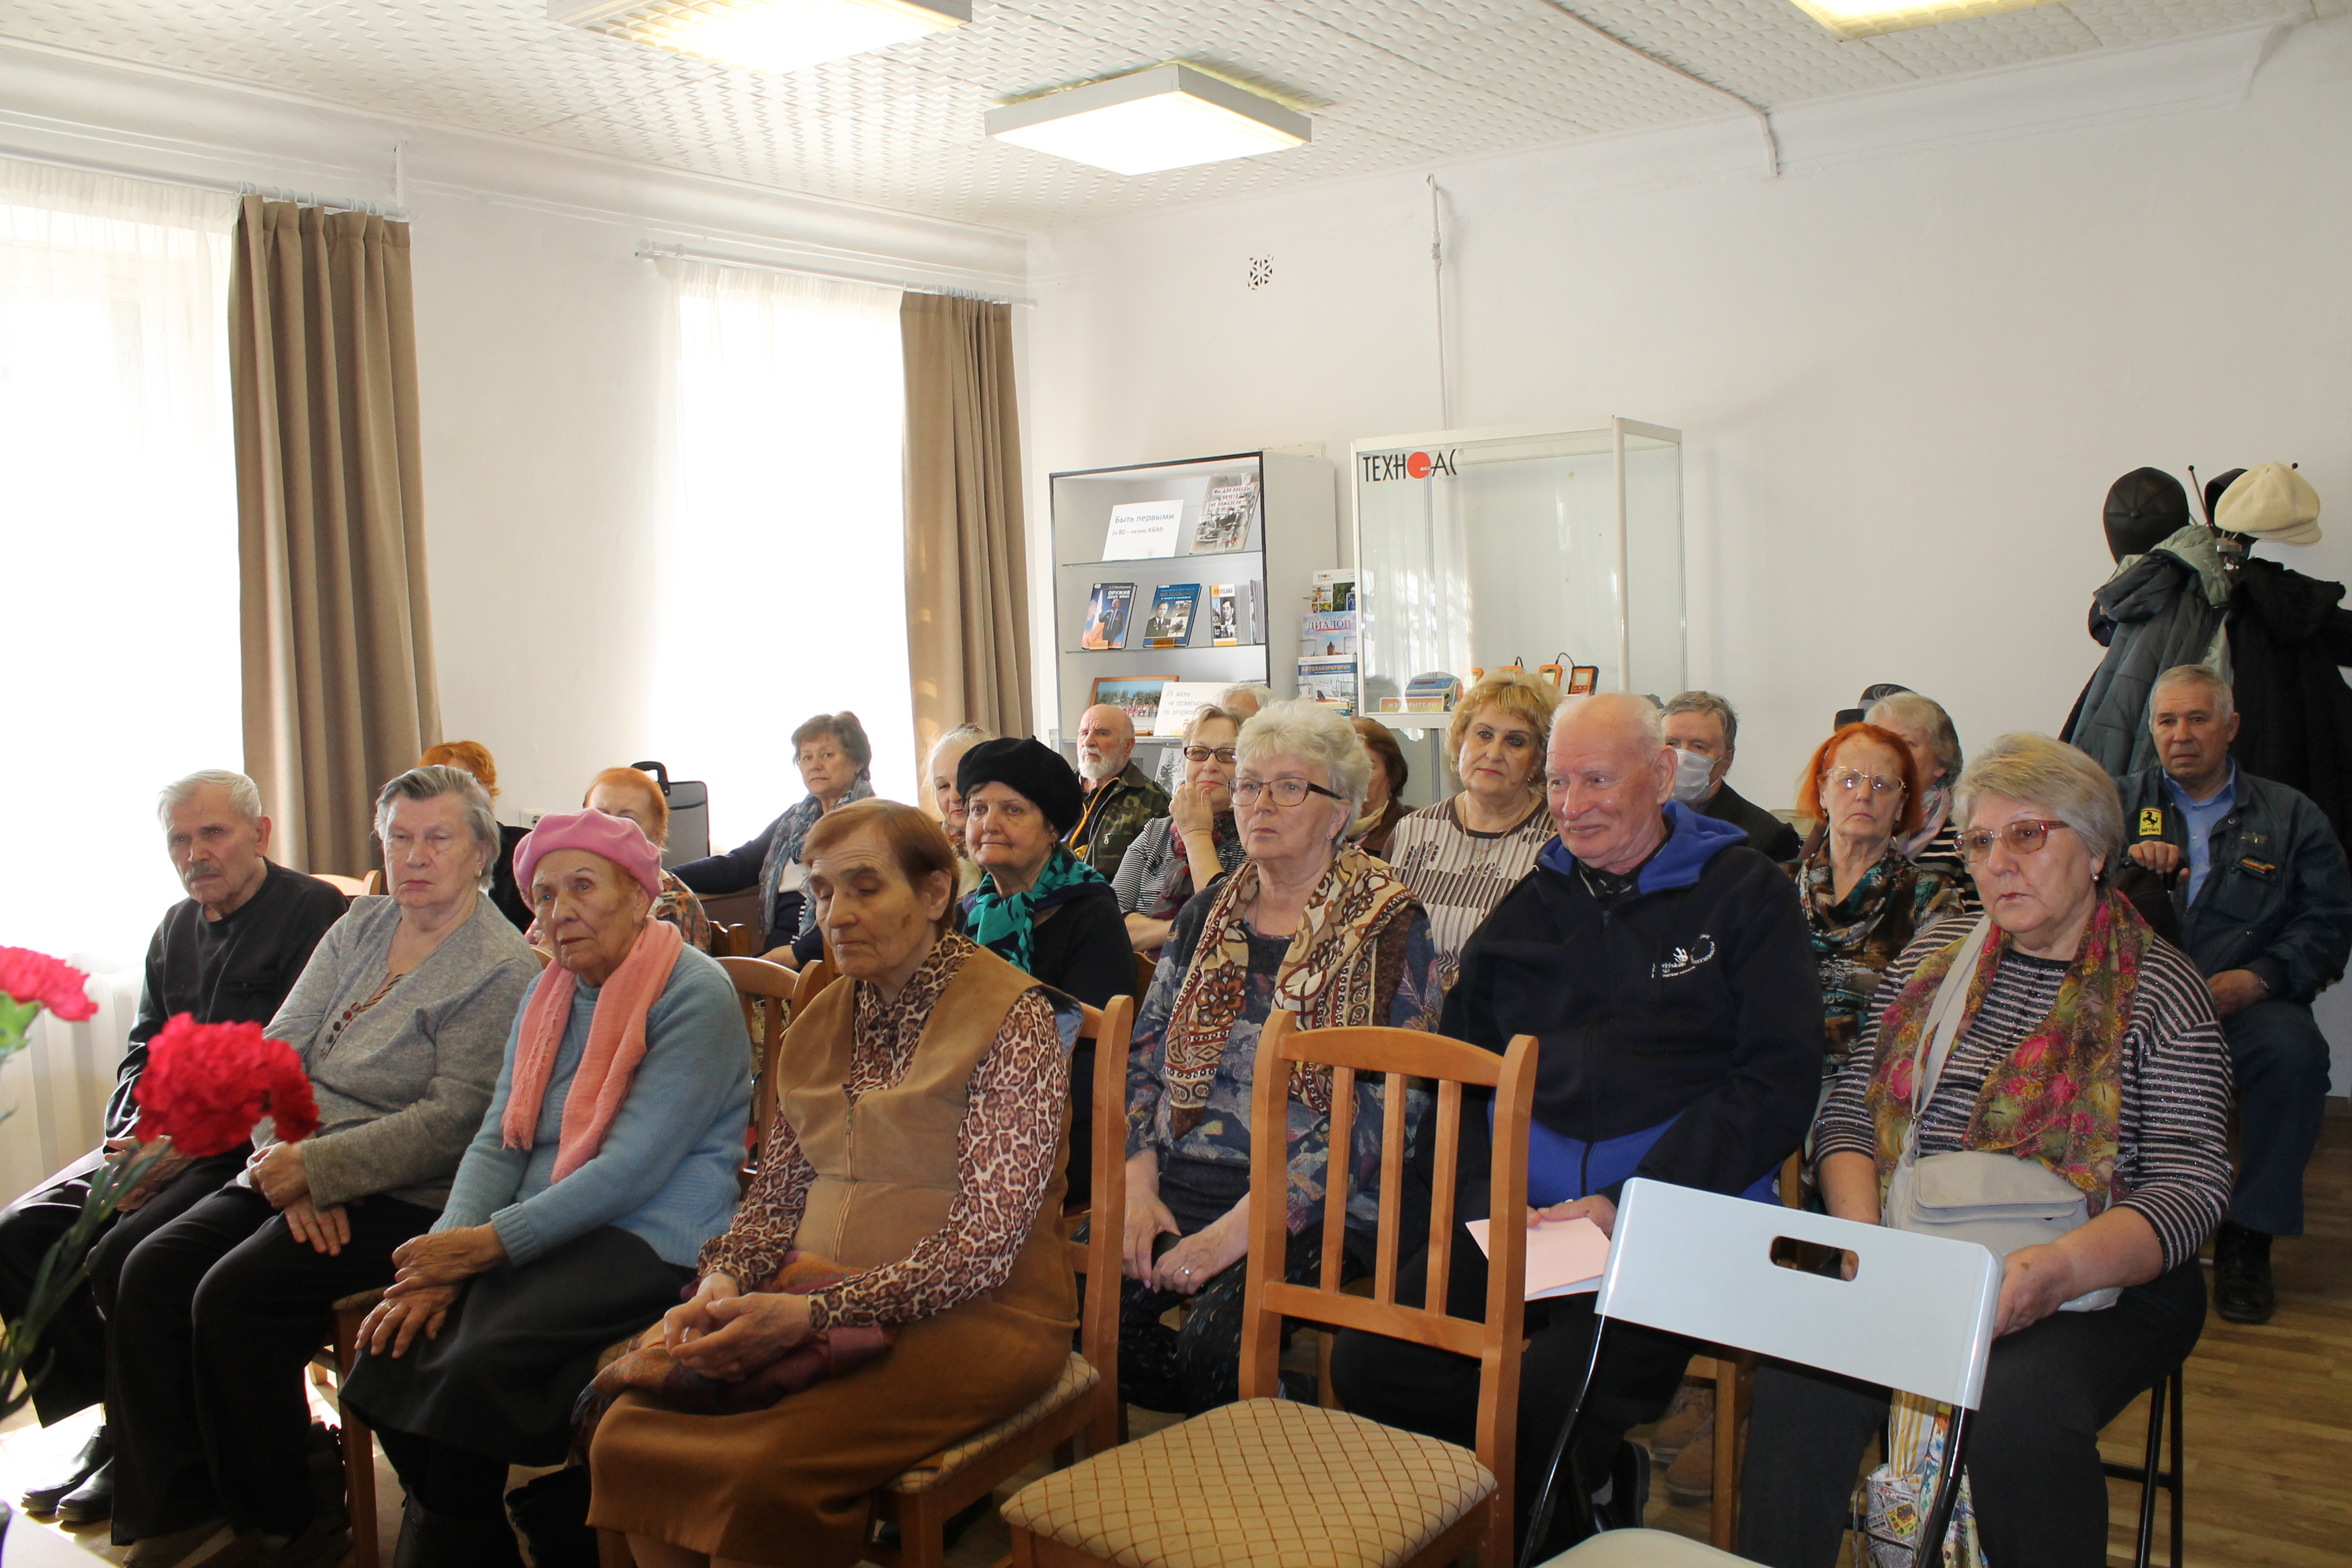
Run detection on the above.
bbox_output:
[2138,808,2164,838]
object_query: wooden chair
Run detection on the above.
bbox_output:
[1001,1013,1538,1568]
[864,993,1135,1567]
[595,992,1135,1568]
[717,956,797,1158]
[314,873,368,897]
[1134,951,1156,998]
[360,870,383,895]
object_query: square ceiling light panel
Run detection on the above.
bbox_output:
[1788,0,2064,40]
[551,0,967,76]
[986,66,1312,177]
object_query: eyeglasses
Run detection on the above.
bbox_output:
[1231,778,1346,808]
[1959,820,2073,863]
[1826,767,1904,797]
[1183,747,1238,764]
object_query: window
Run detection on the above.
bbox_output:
[0,160,239,968]
[653,261,914,848]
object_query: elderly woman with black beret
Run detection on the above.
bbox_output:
[342,809,751,1565]
[956,736,1139,1208]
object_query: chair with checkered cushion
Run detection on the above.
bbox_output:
[1001,1012,1538,1568]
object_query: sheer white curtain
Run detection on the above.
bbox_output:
[652,260,914,846]
[0,160,237,1197]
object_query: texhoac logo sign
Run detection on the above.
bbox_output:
[1360,449,1458,482]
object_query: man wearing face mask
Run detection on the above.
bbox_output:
[2,771,347,1525]
[1662,691,1801,863]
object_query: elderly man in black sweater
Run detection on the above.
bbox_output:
[2,771,346,1525]
[1330,693,1820,1554]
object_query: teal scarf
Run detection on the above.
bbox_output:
[963,845,1108,974]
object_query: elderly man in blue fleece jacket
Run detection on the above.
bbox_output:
[1331,693,1821,1554]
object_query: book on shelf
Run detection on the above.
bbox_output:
[1300,609,1356,658]
[1103,499,1184,560]
[1208,584,1242,647]
[1310,569,1356,614]
[1144,582,1201,648]
[1297,656,1358,715]
[1080,582,1135,650]
[1192,473,1258,553]
[1152,679,1227,737]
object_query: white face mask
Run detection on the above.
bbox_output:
[1669,745,1718,804]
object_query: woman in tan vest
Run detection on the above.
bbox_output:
[588,800,1077,1568]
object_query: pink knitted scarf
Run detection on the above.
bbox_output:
[503,917,683,1180]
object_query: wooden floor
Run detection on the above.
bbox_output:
[5,1102,2346,1566]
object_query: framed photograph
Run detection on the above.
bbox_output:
[1090,676,1171,731]
[1566,665,1599,695]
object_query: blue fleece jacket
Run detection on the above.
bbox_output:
[434,944,751,1268]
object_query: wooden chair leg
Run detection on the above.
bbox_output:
[1711,1353,1742,1551]
[896,1490,946,1568]
[331,1309,380,1568]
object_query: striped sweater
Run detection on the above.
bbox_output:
[1383,794,1554,988]
[1815,914,2234,1272]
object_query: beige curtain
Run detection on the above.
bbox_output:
[232,196,439,875]
[901,292,1032,756]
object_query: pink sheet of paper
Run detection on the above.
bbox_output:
[1464,1214,1611,1300]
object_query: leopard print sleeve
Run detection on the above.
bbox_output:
[811,986,1069,1328]
[698,1107,815,1287]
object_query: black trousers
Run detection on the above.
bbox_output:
[104,1184,435,1543]
[1738,1261,2207,1568]
[2220,998,2331,1235]
[1328,1233,1692,1544]
[0,1148,245,1426]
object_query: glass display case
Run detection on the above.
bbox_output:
[1050,450,1336,766]
[1351,418,1684,720]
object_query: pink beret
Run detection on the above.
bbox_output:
[514,809,663,903]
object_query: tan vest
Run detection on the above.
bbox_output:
[783,945,1074,1325]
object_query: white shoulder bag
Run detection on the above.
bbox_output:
[1880,917,2121,1313]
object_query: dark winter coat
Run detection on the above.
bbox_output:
[2226,557,2352,852]
[2067,527,2229,778]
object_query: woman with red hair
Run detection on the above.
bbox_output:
[1787,722,1963,1079]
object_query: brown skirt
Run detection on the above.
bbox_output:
[586,1294,1070,1566]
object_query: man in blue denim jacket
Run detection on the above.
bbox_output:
[2120,665,2352,1324]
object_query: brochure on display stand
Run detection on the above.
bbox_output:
[1104,499,1185,559]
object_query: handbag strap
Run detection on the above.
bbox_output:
[1902,916,1994,1158]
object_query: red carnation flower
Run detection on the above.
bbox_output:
[0,946,96,1022]
[134,1015,321,1158]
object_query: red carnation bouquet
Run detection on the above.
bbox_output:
[0,944,97,1054]
[135,1015,320,1158]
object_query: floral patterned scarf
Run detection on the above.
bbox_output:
[756,775,875,939]
[1863,889,2148,1208]
[1161,842,1419,1137]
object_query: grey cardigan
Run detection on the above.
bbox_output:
[257,894,539,1211]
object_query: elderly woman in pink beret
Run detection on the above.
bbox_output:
[342,809,752,1567]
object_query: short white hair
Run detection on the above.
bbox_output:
[2150,663,2234,722]
[374,765,503,894]
[157,770,262,831]
[926,722,990,777]
[1219,682,1277,710]
[1954,733,2124,867]
[1865,691,1964,786]
[1237,699,1375,835]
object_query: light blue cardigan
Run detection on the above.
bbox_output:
[434,944,750,1268]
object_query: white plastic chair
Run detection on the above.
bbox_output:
[1523,1177,2002,1567]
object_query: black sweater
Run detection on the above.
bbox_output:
[109,861,350,1137]
[1436,824,1822,1206]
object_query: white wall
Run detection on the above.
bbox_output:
[1023,16,2352,1086]
[0,40,1027,844]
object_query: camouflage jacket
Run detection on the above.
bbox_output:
[1069,761,1170,889]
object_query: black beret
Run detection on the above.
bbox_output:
[957,737,1085,836]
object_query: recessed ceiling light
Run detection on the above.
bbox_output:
[1788,0,2062,41]
[550,0,967,76]
[986,66,1311,177]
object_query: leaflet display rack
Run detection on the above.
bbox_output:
[1050,450,1337,763]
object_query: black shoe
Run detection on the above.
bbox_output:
[2214,1221,2278,1325]
[390,1500,525,1568]
[56,1457,116,1525]
[21,1425,110,1513]
[505,1466,598,1568]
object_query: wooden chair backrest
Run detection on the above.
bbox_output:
[361,869,383,895]
[1070,995,1134,1385]
[718,956,798,1149]
[1134,951,1157,998]
[315,873,368,897]
[1239,1012,1537,1528]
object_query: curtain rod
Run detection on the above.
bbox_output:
[0,146,412,219]
[635,243,1034,307]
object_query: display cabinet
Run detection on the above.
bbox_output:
[1050,450,1337,766]
[1351,418,1684,717]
